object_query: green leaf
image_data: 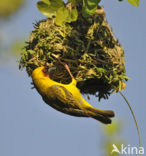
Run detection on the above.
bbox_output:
[37,0,78,25]
[68,0,82,4]
[49,0,64,9]
[55,6,69,25]
[68,0,77,4]
[96,67,106,73]
[70,8,78,21]
[37,0,64,18]
[37,1,55,18]
[55,6,78,25]
[127,0,139,6]
[40,0,50,5]
[82,0,100,18]
[66,7,78,22]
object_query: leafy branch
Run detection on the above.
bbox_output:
[37,0,140,26]
[37,0,78,25]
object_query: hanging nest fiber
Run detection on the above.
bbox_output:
[19,6,128,100]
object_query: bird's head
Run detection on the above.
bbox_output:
[32,66,50,79]
[42,67,49,77]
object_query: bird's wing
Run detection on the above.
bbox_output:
[42,85,114,123]
[44,84,82,109]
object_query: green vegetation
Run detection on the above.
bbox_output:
[0,0,24,18]
[101,120,125,156]
[19,4,129,100]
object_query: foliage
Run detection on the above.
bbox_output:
[101,120,125,156]
[0,0,24,18]
[127,0,139,7]
[37,0,139,26]
[82,0,101,18]
[37,0,78,25]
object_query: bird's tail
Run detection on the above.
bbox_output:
[86,107,115,124]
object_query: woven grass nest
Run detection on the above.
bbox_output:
[19,6,128,100]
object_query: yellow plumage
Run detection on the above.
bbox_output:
[31,66,115,124]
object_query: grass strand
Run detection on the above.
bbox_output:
[119,91,141,148]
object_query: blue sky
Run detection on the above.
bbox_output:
[0,0,146,155]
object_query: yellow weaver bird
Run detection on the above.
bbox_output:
[31,62,115,124]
